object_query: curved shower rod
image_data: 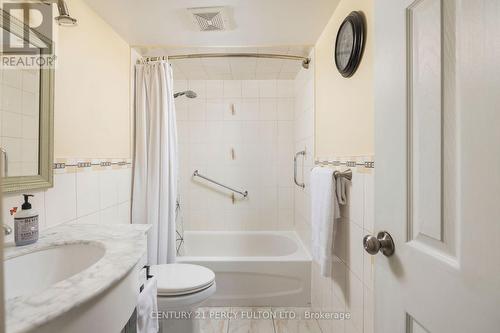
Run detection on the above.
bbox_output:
[139,53,311,69]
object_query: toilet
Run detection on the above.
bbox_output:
[150,264,216,333]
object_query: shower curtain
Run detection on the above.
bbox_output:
[132,61,178,265]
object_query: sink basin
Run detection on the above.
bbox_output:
[5,224,149,333]
[4,243,105,300]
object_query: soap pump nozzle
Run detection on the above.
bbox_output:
[22,194,34,210]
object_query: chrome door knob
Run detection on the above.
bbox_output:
[363,231,395,257]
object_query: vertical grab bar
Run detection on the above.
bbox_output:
[0,147,7,177]
[294,150,306,188]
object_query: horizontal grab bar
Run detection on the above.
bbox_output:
[193,170,248,198]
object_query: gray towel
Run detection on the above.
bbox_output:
[335,174,350,205]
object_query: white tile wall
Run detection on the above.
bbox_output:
[176,79,296,231]
[293,52,375,333]
[45,172,77,226]
[2,166,132,243]
[293,53,316,253]
[0,68,40,177]
[76,170,101,217]
[308,170,375,333]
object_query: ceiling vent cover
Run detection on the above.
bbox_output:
[188,7,231,31]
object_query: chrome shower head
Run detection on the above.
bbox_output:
[174,90,197,99]
[54,0,77,26]
[185,90,197,98]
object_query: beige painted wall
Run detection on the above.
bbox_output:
[54,0,131,159]
[314,0,374,158]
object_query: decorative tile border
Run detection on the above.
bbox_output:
[315,155,375,170]
[53,163,66,170]
[77,162,92,168]
[52,158,132,173]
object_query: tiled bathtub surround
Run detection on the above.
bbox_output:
[2,162,132,240]
[175,79,296,231]
[293,53,315,252]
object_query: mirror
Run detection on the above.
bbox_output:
[0,11,54,192]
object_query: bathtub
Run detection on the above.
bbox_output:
[177,231,311,307]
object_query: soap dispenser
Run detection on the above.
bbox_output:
[14,194,39,246]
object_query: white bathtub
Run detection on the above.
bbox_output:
[177,231,311,307]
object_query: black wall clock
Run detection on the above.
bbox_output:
[334,11,366,78]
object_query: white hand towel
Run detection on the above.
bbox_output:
[311,167,340,277]
[137,276,159,333]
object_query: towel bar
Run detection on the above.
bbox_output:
[139,265,153,293]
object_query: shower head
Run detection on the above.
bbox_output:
[185,90,197,98]
[54,0,77,26]
[174,90,197,99]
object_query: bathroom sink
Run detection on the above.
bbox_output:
[4,243,105,300]
[5,225,149,333]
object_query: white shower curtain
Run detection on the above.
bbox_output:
[132,61,178,265]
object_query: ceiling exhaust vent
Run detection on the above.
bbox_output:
[188,7,232,31]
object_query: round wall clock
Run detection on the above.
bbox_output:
[334,11,366,78]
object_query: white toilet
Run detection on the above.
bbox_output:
[150,264,216,333]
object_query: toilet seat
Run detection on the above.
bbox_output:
[150,264,215,297]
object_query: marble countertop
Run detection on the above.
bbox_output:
[4,223,150,333]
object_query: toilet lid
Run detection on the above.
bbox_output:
[151,264,215,296]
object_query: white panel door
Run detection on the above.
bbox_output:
[373,0,500,332]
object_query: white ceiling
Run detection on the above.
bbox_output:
[141,46,313,80]
[84,0,339,47]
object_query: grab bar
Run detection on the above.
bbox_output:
[0,147,7,177]
[193,170,248,198]
[294,150,306,188]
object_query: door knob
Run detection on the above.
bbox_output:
[363,231,395,257]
